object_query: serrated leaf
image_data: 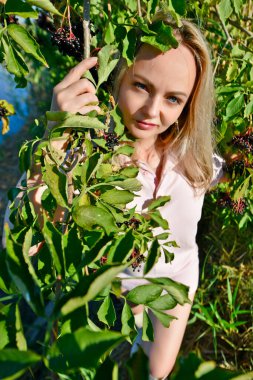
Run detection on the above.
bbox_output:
[144,238,160,275]
[7,24,48,66]
[5,225,44,316]
[47,327,124,372]
[26,0,62,16]
[46,111,72,121]
[148,195,171,211]
[122,28,138,65]
[101,189,135,205]
[97,45,119,88]
[232,0,242,15]
[104,22,115,45]
[115,145,135,156]
[120,166,139,178]
[218,0,233,23]
[121,301,136,336]
[149,308,175,328]
[147,277,190,305]
[142,309,154,341]
[54,115,106,130]
[96,163,113,178]
[73,205,117,235]
[82,152,103,185]
[5,0,38,18]
[43,155,68,208]
[97,295,116,326]
[226,94,244,118]
[0,349,41,379]
[126,284,162,305]
[226,61,238,81]
[141,21,178,52]
[147,293,177,310]
[56,263,128,316]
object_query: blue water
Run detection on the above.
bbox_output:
[0,67,30,144]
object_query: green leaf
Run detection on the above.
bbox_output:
[62,226,83,278]
[0,303,26,350]
[101,189,135,205]
[54,115,106,130]
[111,106,125,136]
[46,111,72,121]
[82,152,103,185]
[114,145,135,156]
[73,205,117,235]
[148,195,171,211]
[0,100,15,115]
[2,35,29,77]
[149,308,175,328]
[97,45,119,88]
[226,61,238,81]
[43,156,68,208]
[97,295,116,327]
[147,293,177,310]
[171,0,186,15]
[121,300,136,337]
[107,229,135,263]
[104,22,115,45]
[141,21,178,52]
[42,219,65,277]
[122,28,138,65]
[0,248,14,294]
[107,178,142,191]
[0,349,41,379]
[126,284,163,305]
[142,309,154,341]
[26,0,62,15]
[218,0,233,23]
[57,263,128,317]
[232,0,242,15]
[96,163,113,179]
[7,24,48,66]
[5,0,38,18]
[47,327,124,372]
[149,210,169,229]
[244,99,253,117]
[5,225,44,316]
[147,277,190,305]
[226,94,244,118]
[120,167,139,178]
[144,238,160,275]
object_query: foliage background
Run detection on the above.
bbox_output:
[0,0,252,379]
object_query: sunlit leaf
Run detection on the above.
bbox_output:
[43,155,68,208]
[73,205,117,235]
[26,0,62,15]
[121,300,136,337]
[147,293,177,310]
[100,189,135,205]
[147,277,190,305]
[7,24,48,66]
[218,0,233,23]
[148,196,171,211]
[142,309,154,341]
[97,295,116,326]
[0,349,41,379]
[5,0,38,18]
[149,308,175,328]
[97,45,119,88]
[226,94,244,117]
[126,284,163,305]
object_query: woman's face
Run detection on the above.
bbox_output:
[118,44,197,146]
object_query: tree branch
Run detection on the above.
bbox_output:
[228,19,253,38]
[215,5,234,48]
[83,0,90,58]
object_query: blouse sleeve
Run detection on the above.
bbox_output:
[210,153,226,187]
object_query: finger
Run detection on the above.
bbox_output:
[65,78,96,96]
[60,57,98,88]
[78,105,101,115]
[60,93,99,113]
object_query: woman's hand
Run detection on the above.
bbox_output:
[50,56,101,115]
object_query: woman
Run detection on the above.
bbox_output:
[5,18,223,380]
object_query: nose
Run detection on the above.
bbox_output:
[142,95,161,119]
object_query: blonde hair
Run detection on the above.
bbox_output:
[114,15,215,190]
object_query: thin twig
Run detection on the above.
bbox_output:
[83,0,90,58]
[137,0,142,17]
[228,19,253,38]
[215,5,234,48]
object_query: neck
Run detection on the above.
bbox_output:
[133,138,162,171]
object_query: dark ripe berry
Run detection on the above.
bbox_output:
[100,256,107,265]
[217,193,233,208]
[232,198,246,214]
[104,132,119,151]
[228,159,245,175]
[1,14,18,27]
[51,26,83,60]
[127,248,145,272]
[231,134,253,154]
[0,106,7,117]
[124,217,141,229]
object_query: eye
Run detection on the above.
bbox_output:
[134,82,147,91]
[167,96,179,104]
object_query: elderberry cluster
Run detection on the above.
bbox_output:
[117,218,142,230]
[1,14,18,27]
[104,132,119,150]
[217,192,246,214]
[127,248,145,272]
[0,106,7,118]
[231,134,253,154]
[51,26,83,60]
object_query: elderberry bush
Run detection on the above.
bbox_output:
[104,132,120,150]
[51,26,83,60]
[217,192,247,214]
[231,133,253,154]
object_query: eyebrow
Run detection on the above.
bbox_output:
[132,73,188,98]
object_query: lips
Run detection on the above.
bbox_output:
[135,120,158,130]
